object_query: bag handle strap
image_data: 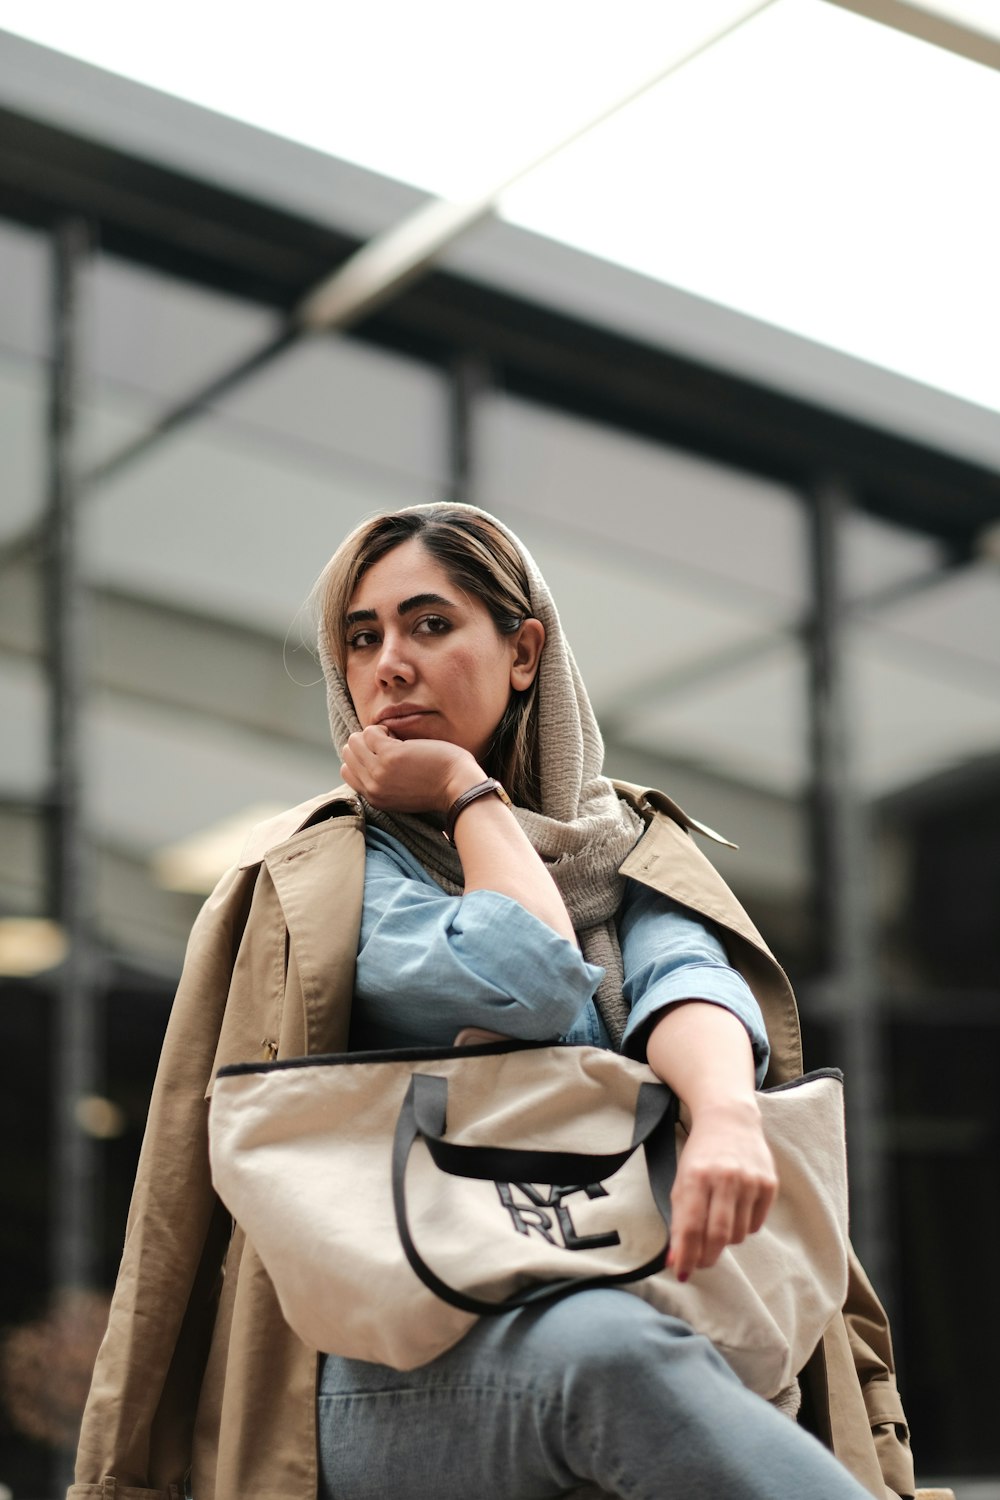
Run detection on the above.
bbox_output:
[391,1071,677,1316]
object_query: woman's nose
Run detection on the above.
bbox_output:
[375,634,414,684]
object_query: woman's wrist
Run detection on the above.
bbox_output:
[443,778,513,844]
[441,757,488,814]
[683,1092,761,1125]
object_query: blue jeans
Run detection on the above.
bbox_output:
[317,1290,874,1500]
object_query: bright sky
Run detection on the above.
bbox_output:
[1,0,997,411]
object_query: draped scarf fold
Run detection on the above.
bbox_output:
[319,504,644,1045]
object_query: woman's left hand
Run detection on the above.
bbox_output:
[665,1099,777,1282]
[644,1001,778,1282]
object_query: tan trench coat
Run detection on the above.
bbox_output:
[71,783,916,1500]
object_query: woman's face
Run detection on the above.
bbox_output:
[344,537,543,763]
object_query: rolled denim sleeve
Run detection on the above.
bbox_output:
[352,828,604,1049]
[617,878,770,1086]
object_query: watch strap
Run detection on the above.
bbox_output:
[443,778,513,844]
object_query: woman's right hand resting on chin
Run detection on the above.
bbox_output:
[340,724,481,821]
[340,726,578,945]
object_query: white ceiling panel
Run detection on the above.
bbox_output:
[509,532,770,705]
[87,691,336,856]
[479,395,806,614]
[0,361,45,542]
[84,412,444,632]
[855,631,1000,790]
[91,254,275,405]
[0,657,47,795]
[871,561,1000,672]
[841,509,947,601]
[218,336,449,489]
[0,218,46,360]
[3,1,998,415]
[619,643,808,793]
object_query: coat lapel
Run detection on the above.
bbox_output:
[264,812,366,1057]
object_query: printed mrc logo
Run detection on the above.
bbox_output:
[495,1182,622,1251]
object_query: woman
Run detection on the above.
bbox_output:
[71,503,915,1500]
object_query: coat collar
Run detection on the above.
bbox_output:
[239,786,360,868]
[239,780,736,871]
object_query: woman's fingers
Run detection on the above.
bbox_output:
[667,1183,763,1280]
[666,1115,777,1281]
[341,731,481,816]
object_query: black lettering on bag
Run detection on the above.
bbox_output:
[495,1182,622,1251]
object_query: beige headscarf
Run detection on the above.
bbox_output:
[319,503,643,1044]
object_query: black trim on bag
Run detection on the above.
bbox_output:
[390,1072,679,1317]
[762,1068,844,1093]
[215,1037,556,1077]
[216,1052,846,1085]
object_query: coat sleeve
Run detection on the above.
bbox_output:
[844,1250,916,1500]
[803,1248,916,1500]
[70,862,258,1499]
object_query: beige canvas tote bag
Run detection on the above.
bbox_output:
[209,1039,848,1398]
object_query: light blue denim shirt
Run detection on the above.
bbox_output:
[353,826,769,1086]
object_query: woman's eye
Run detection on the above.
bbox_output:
[415,615,451,636]
[347,630,379,651]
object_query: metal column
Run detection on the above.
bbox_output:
[448,356,490,507]
[806,479,892,1300]
[46,219,102,1290]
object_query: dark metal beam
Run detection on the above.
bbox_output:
[45,219,103,1352]
[823,0,1000,73]
[447,355,491,508]
[806,478,893,1302]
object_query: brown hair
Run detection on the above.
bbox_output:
[319,506,542,808]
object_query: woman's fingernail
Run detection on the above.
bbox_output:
[678,1271,689,1283]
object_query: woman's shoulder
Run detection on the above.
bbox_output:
[237,786,363,869]
[613,779,773,961]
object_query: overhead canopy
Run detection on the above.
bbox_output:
[1,0,997,410]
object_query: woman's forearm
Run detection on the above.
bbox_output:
[450,791,578,947]
[645,1000,776,1278]
[645,999,758,1113]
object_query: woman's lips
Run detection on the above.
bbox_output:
[376,708,433,732]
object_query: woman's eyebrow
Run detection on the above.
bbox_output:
[397,592,454,616]
[344,593,455,629]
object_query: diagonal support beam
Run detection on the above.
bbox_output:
[822,0,1000,71]
[75,0,779,489]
